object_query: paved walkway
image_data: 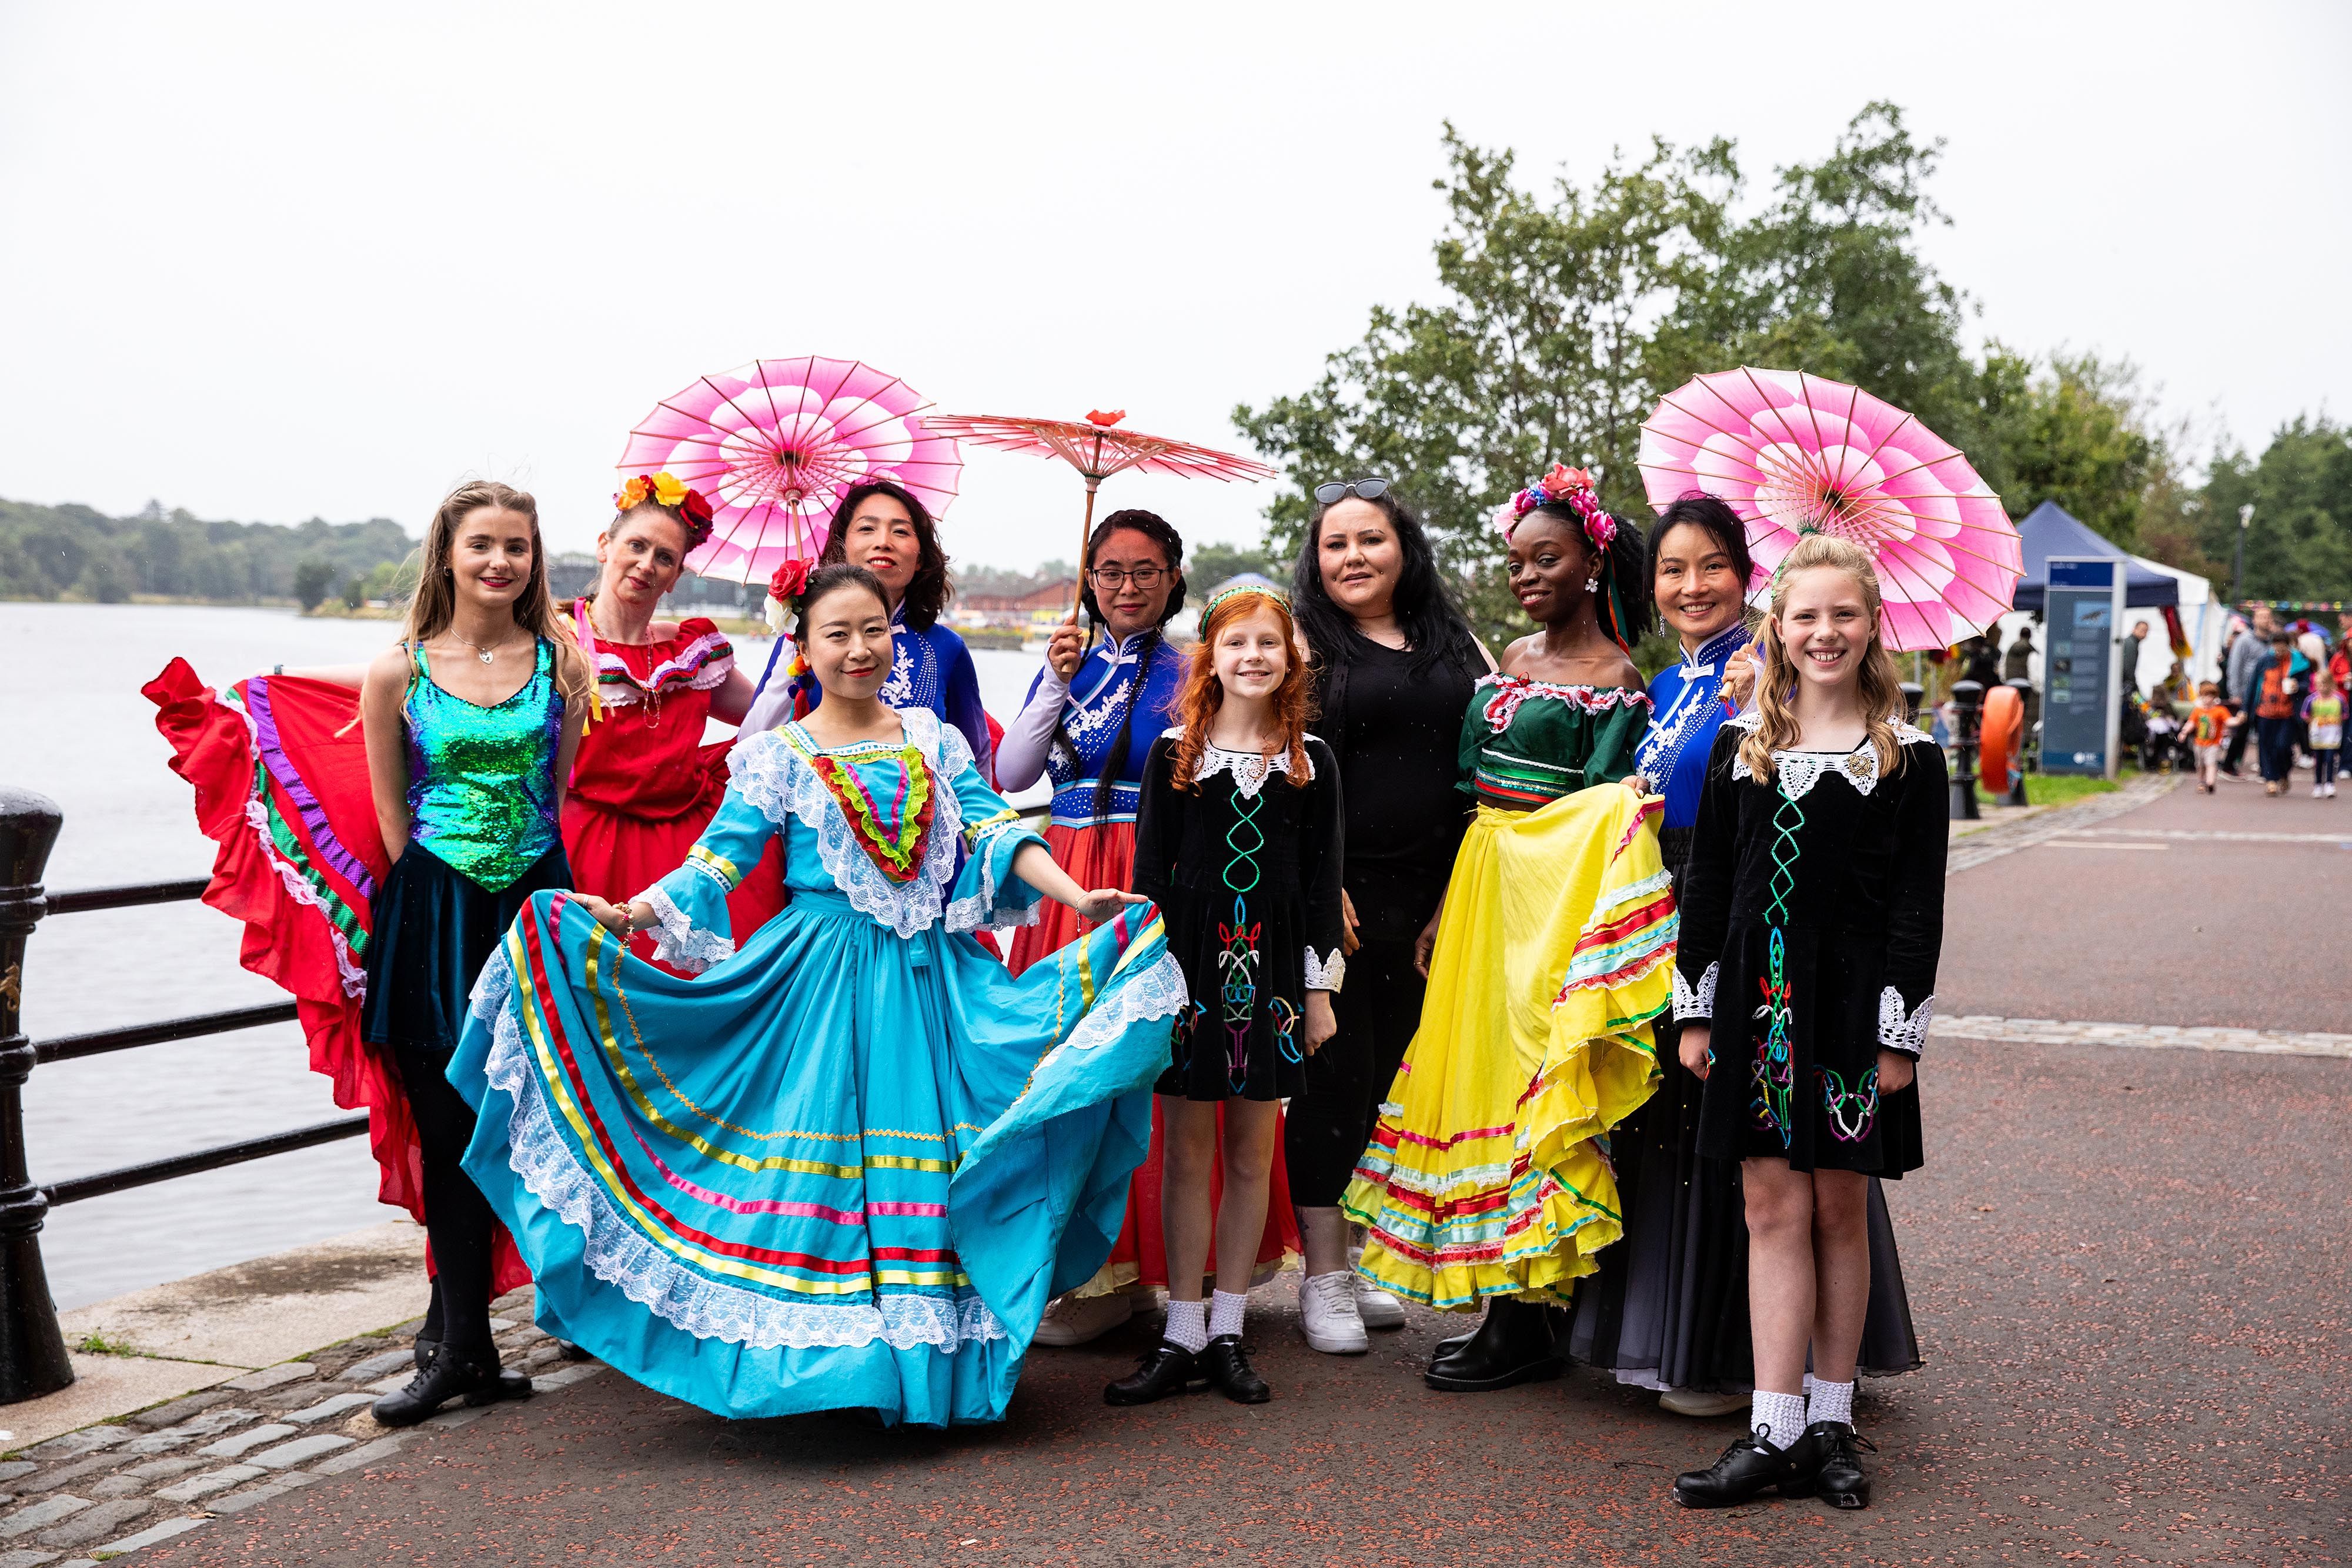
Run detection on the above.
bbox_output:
[6,770,2344,1565]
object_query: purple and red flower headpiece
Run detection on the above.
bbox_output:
[1497,463,1617,551]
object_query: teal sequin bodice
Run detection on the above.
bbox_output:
[403,638,563,890]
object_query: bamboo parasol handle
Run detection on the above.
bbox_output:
[1070,476,1100,622]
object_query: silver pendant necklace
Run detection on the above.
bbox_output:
[450,630,503,664]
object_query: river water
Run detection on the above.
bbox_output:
[0,601,1045,1308]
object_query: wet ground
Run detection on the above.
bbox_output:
[142,775,2352,1566]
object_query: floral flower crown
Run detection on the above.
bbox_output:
[764,556,813,633]
[1496,463,1618,551]
[614,471,716,551]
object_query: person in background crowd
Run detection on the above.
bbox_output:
[2306,666,2343,799]
[2001,626,2034,684]
[2118,619,2150,700]
[1283,477,1489,1356]
[2253,632,2300,795]
[2187,681,2236,794]
[2222,606,2276,778]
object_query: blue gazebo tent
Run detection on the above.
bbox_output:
[2008,500,2178,613]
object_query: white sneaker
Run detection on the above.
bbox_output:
[1352,1276,1407,1330]
[1031,1290,1135,1347]
[1658,1388,1751,1417]
[2316,785,2327,798]
[1298,1271,1369,1354]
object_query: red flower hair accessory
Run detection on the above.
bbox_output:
[614,471,716,551]
[764,556,812,634]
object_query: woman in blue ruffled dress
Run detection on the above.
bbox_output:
[450,564,1188,1426]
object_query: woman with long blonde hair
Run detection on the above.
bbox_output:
[1671,534,1947,1512]
[353,480,590,1425]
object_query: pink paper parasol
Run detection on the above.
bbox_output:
[1638,367,2020,651]
[617,357,961,583]
[923,409,1276,614]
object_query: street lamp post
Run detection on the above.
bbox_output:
[2232,503,2254,607]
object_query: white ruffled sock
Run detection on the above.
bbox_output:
[1807,1378,1855,1429]
[1750,1390,1808,1450]
[1208,1289,1248,1341]
[1164,1298,1208,1353]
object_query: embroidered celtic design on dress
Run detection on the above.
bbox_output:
[1749,779,1803,1148]
[1216,787,1267,1093]
[1816,1064,1880,1142]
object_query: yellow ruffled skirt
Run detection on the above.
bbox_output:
[1342,787,1672,1310]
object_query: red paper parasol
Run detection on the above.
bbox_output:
[923,409,1275,613]
[617,356,961,583]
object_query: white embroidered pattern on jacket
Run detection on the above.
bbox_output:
[1302,946,1346,992]
[1672,961,1720,1021]
[1877,987,1935,1057]
[1725,711,1936,800]
[1168,729,1318,798]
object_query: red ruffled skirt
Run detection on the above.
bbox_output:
[144,660,530,1292]
[1006,819,1300,1295]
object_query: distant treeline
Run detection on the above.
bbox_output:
[0,497,416,604]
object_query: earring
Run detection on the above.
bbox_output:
[1585,576,1600,593]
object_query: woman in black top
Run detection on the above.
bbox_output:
[1284,479,1488,1354]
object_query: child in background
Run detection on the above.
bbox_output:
[2255,634,2301,797]
[2307,667,2344,799]
[2187,681,2235,795]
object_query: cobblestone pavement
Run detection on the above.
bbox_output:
[0,1289,597,1566]
[9,770,2344,1565]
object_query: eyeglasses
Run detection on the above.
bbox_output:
[1089,566,1168,590]
[1314,477,1391,505]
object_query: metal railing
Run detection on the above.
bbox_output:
[0,785,369,1403]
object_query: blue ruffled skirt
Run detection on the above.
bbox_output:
[451,887,1183,1426]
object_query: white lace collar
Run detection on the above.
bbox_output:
[1164,727,1318,798]
[1724,710,1934,799]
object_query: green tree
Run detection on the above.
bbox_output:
[1190,541,1282,589]
[1234,103,1977,647]
[293,558,335,612]
[1972,347,2166,548]
[2195,417,2352,603]
[78,557,128,603]
[340,571,366,610]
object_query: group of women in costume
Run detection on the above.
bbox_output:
[149,454,1946,1511]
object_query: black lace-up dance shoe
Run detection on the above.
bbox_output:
[372,1346,529,1427]
[1198,1335,1271,1403]
[1672,1428,1805,1508]
[1424,1298,1566,1392]
[1104,1340,1207,1406]
[1783,1420,1876,1508]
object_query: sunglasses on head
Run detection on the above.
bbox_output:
[1313,477,1391,505]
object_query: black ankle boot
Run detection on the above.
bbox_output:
[1673,1428,1802,1508]
[1424,1298,1565,1392]
[372,1346,512,1427]
[413,1333,532,1398]
[1104,1341,1206,1406]
[1783,1420,1875,1509]
[1198,1336,1270,1405]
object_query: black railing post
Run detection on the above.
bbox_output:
[1899,681,1925,726]
[0,787,75,1403]
[1949,680,1984,822]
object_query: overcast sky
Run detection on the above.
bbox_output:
[2,2,2344,573]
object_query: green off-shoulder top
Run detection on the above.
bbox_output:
[1456,673,1652,807]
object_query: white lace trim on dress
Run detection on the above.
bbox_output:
[477,950,1008,1354]
[1672,961,1719,1021]
[1725,711,1936,799]
[1010,950,1188,1091]
[943,815,1044,936]
[728,711,967,939]
[1162,728,1317,797]
[1302,946,1345,992]
[637,884,734,974]
[1877,988,1935,1057]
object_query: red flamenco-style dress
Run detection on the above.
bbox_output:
[143,660,530,1293]
[998,635,1299,1299]
[563,609,785,965]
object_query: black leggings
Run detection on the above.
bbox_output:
[1284,939,1427,1206]
[394,1043,496,1358]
